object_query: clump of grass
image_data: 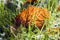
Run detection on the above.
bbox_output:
[0,0,60,40]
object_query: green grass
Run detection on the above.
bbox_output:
[0,0,60,40]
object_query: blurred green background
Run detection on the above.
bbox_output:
[0,0,60,40]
